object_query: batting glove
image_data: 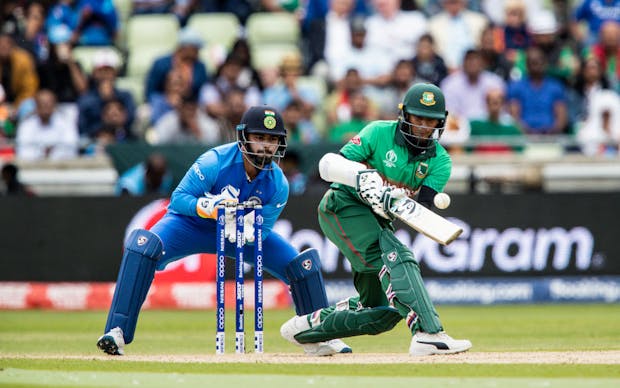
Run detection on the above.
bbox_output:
[355,169,384,207]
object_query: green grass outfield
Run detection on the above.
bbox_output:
[1,304,619,387]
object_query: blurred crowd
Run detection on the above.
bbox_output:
[0,0,619,195]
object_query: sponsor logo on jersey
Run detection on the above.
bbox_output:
[415,162,428,179]
[137,236,148,246]
[192,163,205,180]
[350,135,361,145]
[383,150,397,168]
[387,251,397,262]
[302,259,312,270]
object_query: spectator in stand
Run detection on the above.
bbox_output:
[469,88,524,153]
[46,0,119,46]
[411,33,448,86]
[281,98,321,144]
[507,45,569,134]
[583,21,620,93]
[480,0,543,29]
[15,89,79,161]
[0,33,39,121]
[478,24,513,81]
[307,0,357,75]
[16,1,48,63]
[78,48,135,139]
[327,16,392,85]
[132,1,174,15]
[263,53,319,122]
[428,0,489,71]
[260,0,302,14]
[149,68,190,125]
[575,89,620,156]
[115,152,173,196]
[37,24,88,123]
[1,1,23,39]
[150,93,221,144]
[85,98,132,156]
[365,0,428,69]
[373,59,426,120]
[172,0,199,26]
[1,163,34,196]
[145,27,208,103]
[327,90,371,143]
[501,0,530,52]
[511,10,579,84]
[212,86,248,142]
[199,55,261,118]
[228,39,263,91]
[198,0,256,24]
[441,49,505,122]
[280,150,307,195]
[572,0,620,46]
[570,56,612,123]
[324,68,375,127]
[301,0,370,34]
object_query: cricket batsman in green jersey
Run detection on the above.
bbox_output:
[281,83,472,356]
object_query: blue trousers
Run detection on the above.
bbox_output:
[151,212,298,283]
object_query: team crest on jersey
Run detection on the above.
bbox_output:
[387,251,397,262]
[350,135,361,145]
[302,259,312,270]
[415,162,429,179]
[420,91,436,106]
[383,150,397,168]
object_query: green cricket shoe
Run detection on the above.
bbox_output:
[409,331,472,356]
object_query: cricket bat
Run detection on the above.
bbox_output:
[318,153,462,245]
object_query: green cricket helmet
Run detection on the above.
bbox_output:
[398,83,448,150]
[236,105,287,170]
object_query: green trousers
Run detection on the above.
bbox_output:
[297,188,442,343]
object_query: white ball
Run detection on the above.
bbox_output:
[433,192,451,210]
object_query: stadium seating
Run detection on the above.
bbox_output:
[186,13,241,51]
[126,45,170,78]
[251,43,301,71]
[245,12,300,46]
[125,14,179,51]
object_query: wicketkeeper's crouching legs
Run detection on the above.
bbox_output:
[97,229,162,355]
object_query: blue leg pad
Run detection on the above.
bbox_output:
[285,248,329,315]
[104,229,163,344]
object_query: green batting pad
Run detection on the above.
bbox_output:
[294,306,402,344]
[379,230,442,333]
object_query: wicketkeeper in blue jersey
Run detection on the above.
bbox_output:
[97,106,351,356]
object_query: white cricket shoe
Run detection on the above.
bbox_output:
[97,327,125,355]
[409,331,472,356]
[328,338,353,354]
[280,315,352,356]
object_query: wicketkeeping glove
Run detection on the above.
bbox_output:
[226,210,256,244]
[196,186,240,219]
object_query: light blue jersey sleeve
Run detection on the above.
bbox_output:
[260,173,289,236]
[169,150,220,217]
